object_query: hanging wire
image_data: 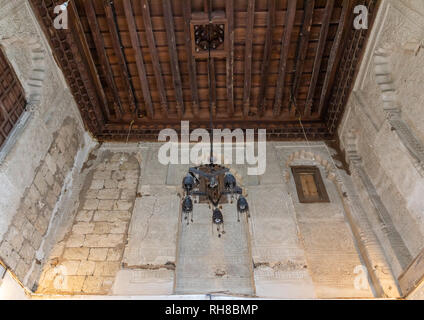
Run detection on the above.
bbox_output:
[207,0,214,164]
[289,91,314,159]
[119,120,134,165]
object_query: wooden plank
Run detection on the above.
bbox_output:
[123,0,154,118]
[273,0,297,116]
[399,248,424,297]
[84,0,123,119]
[304,0,334,116]
[257,0,275,117]
[104,1,137,114]
[163,0,184,117]
[290,0,315,117]
[242,0,255,117]
[226,0,235,115]
[209,58,217,117]
[140,0,168,116]
[69,1,111,120]
[182,0,200,116]
[316,0,348,116]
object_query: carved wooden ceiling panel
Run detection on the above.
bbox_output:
[29,0,379,141]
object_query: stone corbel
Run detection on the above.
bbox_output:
[374,46,424,177]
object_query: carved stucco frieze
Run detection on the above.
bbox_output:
[374,46,424,177]
[284,147,400,298]
[0,0,46,111]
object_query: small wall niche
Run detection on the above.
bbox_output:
[291,166,330,203]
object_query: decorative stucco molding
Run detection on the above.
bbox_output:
[284,147,401,298]
[374,47,424,177]
[346,127,413,276]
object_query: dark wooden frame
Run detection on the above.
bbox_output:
[0,47,26,149]
[291,166,330,203]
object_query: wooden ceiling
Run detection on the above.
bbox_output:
[30,0,379,141]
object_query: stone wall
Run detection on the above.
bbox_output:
[37,150,140,295]
[32,142,397,299]
[338,0,424,288]
[0,0,93,292]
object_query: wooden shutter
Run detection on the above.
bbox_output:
[0,48,26,148]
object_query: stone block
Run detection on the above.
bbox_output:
[49,242,65,258]
[63,247,90,260]
[93,210,131,222]
[75,210,93,222]
[44,170,54,186]
[120,189,136,200]
[104,179,118,189]
[97,189,120,200]
[82,276,113,294]
[111,170,125,181]
[34,215,49,236]
[90,179,104,190]
[60,260,80,276]
[107,248,122,261]
[93,221,127,234]
[52,182,62,198]
[34,171,48,196]
[21,218,35,240]
[27,185,41,206]
[19,241,36,264]
[64,276,85,292]
[85,190,98,199]
[72,222,95,235]
[66,234,85,248]
[31,230,43,250]
[98,200,115,210]
[88,248,108,261]
[5,225,25,251]
[0,241,20,269]
[45,190,58,209]
[94,261,120,277]
[45,153,57,175]
[93,170,111,180]
[113,200,133,211]
[15,259,30,281]
[82,199,99,210]
[77,260,96,276]
[12,210,27,229]
[84,234,124,248]
[118,179,138,189]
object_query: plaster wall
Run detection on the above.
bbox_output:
[34,142,380,299]
[338,0,424,288]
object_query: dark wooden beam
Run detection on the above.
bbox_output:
[209,58,217,117]
[399,248,424,297]
[243,0,255,117]
[226,0,235,115]
[123,0,154,119]
[83,0,123,119]
[273,0,297,117]
[69,2,112,120]
[104,1,137,115]
[257,0,275,117]
[163,0,184,117]
[316,0,349,116]
[304,0,335,116]
[182,0,200,116]
[290,0,315,117]
[140,0,168,116]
